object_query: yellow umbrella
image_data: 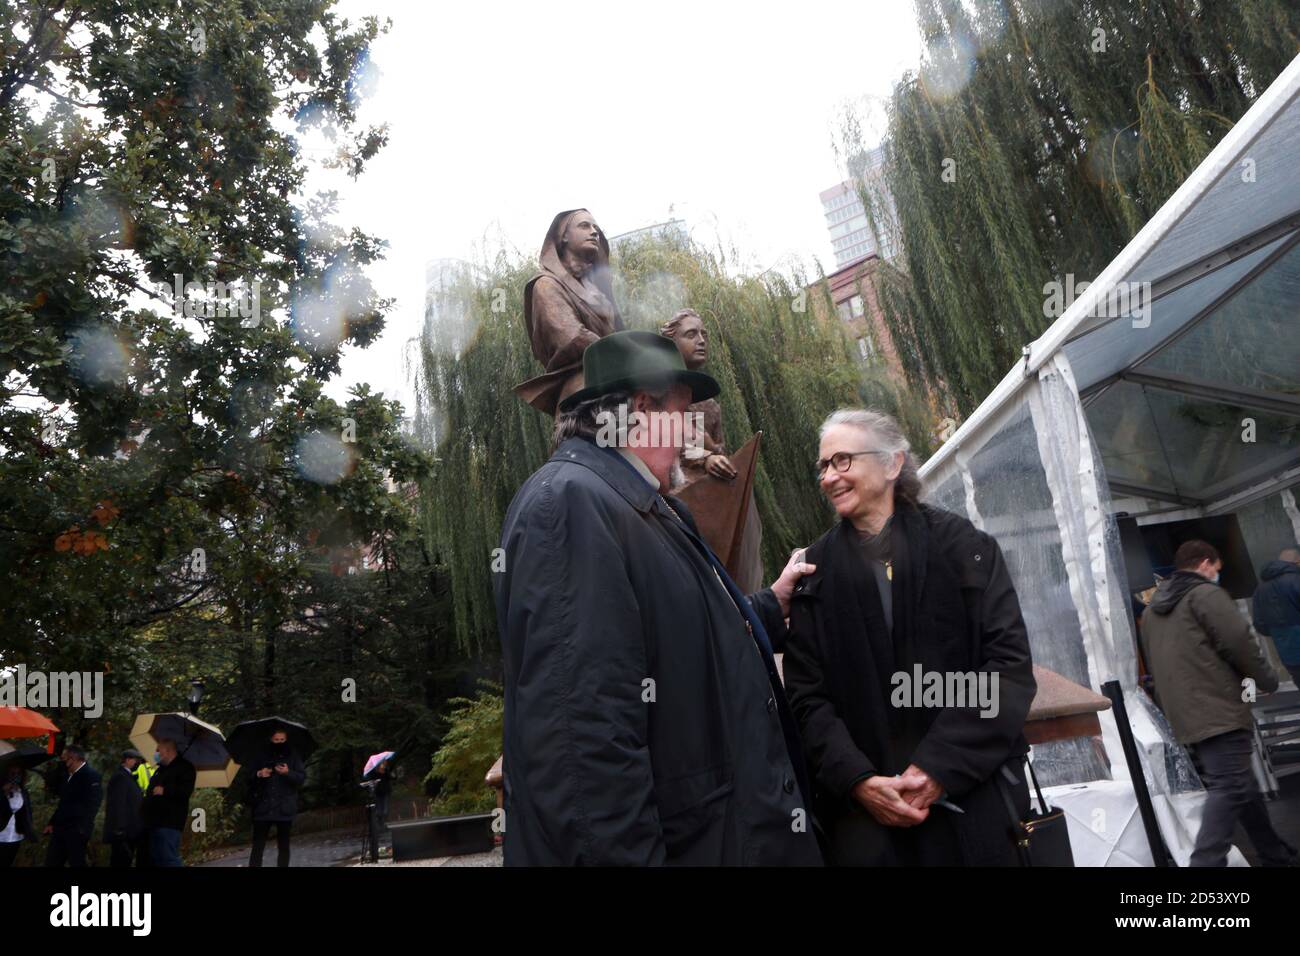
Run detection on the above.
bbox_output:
[129,712,240,788]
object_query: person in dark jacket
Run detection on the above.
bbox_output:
[1142,539,1295,866]
[496,330,822,866]
[43,745,102,867]
[104,749,146,867]
[0,764,35,867]
[783,409,1037,866]
[1252,547,1300,674]
[247,727,306,867]
[141,738,196,867]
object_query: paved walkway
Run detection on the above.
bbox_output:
[199,827,369,867]
[199,828,504,868]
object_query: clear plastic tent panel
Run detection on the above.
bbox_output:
[1123,86,1300,287]
[924,471,967,519]
[1085,381,1174,493]
[1141,238,1300,394]
[963,404,1108,786]
[1235,480,1300,569]
[1141,390,1300,496]
[1063,232,1289,393]
[1085,383,1300,501]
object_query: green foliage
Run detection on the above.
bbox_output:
[425,682,503,816]
[181,785,244,862]
[1,1,483,816]
[415,233,932,651]
[849,0,1300,415]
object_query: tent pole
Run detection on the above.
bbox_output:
[1101,679,1175,867]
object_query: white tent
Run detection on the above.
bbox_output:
[918,51,1300,865]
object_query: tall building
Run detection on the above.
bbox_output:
[819,145,896,268]
[820,181,876,268]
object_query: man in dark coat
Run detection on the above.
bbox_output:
[1143,539,1295,866]
[44,745,102,867]
[247,727,307,867]
[496,330,822,866]
[141,738,196,867]
[784,409,1037,866]
[104,748,146,867]
[1252,546,1300,674]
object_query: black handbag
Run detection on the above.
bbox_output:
[997,758,1075,866]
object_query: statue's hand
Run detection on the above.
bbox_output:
[705,454,738,480]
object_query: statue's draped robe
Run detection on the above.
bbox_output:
[514,209,623,415]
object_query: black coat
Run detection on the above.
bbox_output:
[783,503,1036,865]
[495,437,823,866]
[142,756,196,831]
[104,765,143,841]
[248,749,306,822]
[50,763,102,838]
[0,783,34,838]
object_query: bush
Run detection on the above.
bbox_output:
[425,682,503,815]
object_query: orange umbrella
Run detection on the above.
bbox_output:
[0,706,60,738]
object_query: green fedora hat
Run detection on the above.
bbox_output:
[558,330,720,412]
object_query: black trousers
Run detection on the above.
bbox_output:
[109,834,146,868]
[45,827,90,867]
[1189,728,1295,867]
[249,820,293,867]
[0,841,21,867]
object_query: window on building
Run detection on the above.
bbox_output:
[857,335,876,362]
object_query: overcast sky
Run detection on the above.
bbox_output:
[322,0,924,412]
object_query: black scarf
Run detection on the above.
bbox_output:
[822,502,930,773]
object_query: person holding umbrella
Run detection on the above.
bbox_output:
[363,752,395,832]
[247,726,306,867]
[142,738,196,867]
[0,759,36,867]
[44,745,102,868]
[104,748,146,867]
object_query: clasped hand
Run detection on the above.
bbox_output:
[851,765,943,827]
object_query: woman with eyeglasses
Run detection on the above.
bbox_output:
[782,409,1037,865]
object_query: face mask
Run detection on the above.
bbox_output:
[1212,572,1221,584]
[153,753,160,764]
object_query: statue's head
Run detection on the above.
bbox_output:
[558,209,603,263]
[661,308,708,370]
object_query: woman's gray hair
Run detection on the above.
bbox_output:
[819,408,922,507]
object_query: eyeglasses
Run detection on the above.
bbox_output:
[815,450,885,479]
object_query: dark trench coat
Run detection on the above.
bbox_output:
[783,503,1036,865]
[495,437,823,866]
[248,750,306,823]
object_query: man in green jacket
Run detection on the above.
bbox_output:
[1142,539,1295,867]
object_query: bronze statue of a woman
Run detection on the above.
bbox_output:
[514,209,623,415]
[662,308,764,591]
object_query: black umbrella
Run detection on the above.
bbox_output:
[224,716,316,765]
[0,743,55,774]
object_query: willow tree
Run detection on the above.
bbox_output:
[854,0,1300,414]
[415,233,933,652]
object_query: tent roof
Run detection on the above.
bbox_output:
[922,52,1300,512]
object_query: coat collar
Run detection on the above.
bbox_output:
[551,437,658,514]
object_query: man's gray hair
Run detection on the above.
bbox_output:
[552,388,672,451]
[819,408,922,506]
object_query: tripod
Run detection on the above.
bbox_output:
[359,797,381,863]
